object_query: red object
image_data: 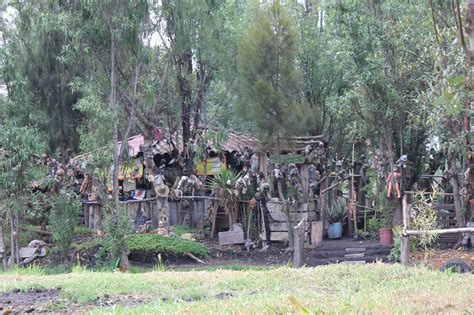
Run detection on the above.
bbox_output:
[379,228,393,246]
[151,127,164,141]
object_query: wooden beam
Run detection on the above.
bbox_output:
[405,227,474,235]
[403,191,455,196]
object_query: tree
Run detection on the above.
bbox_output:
[158,0,227,173]
[237,0,311,140]
[70,0,151,270]
[326,0,434,225]
[1,1,84,152]
[0,120,45,267]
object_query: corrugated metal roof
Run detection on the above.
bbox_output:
[127,131,260,156]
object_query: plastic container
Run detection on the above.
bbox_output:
[328,222,342,239]
[379,227,393,246]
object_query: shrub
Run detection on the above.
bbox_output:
[125,234,209,258]
[49,192,81,261]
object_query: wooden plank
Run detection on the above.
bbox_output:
[344,253,365,258]
[19,247,37,259]
[406,227,474,235]
[345,247,365,252]
[437,212,456,218]
[260,231,289,241]
[310,221,323,248]
[434,204,455,210]
[83,204,89,228]
[269,222,288,231]
[293,219,306,268]
[218,224,245,245]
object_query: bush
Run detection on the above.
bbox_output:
[125,234,209,258]
[49,192,81,261]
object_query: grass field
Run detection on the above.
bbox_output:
[1,263,473,314]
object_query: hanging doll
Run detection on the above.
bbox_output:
[332,153,344,174]
[386,166,402,198]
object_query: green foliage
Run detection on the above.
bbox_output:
[389,225,417,262]
[125,234,209,258]
[19,225,40,247]
[237,1,310,138]
[368,217,384,234]
[173,225,200,237]
[102,204,133,258]
[208,169,242,196]
[193,129,228,163]
[389,225,403,262]
[410,190,440,262]
[49,192,81,260]
[326,197,348,224]
[1,2,83,151]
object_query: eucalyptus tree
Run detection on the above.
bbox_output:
[1,1,83,152]
[324,0,434,224]
[419,0,473,226]
[69,0,152,270]
[156,0,230,172]
[0,119,45,267]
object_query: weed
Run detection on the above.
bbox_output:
[153,254,166,271]
[173,225,199,236]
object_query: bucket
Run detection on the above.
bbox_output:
[379,227,393,246]
[328,222,342,239]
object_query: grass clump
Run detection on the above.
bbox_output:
[125,234,209,258]
[172,225,199,236]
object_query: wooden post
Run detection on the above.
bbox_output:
[84,204,89,227]
[400,235,409,265]
[300,164,309,201]
[89,205,94,229]
[401,195,410,265]
[94,205,101,230]
[293,218,306,268]
[310,221,323,247]
[319,177,328,239]
[351,141,357,235]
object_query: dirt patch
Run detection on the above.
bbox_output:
[0,287,62,313]
[0,287,150,314]
[411,248,474,270]
[94,294,150,308]
[215,292,234,300]
[199,238,292,266]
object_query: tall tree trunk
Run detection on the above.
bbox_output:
[194,57,211,130]
[110,28,130,271]
[176,51,194,174]
[9,215,16,267]
[15,214,20,266]
[466,0,474,220]
[1,220,6,271]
